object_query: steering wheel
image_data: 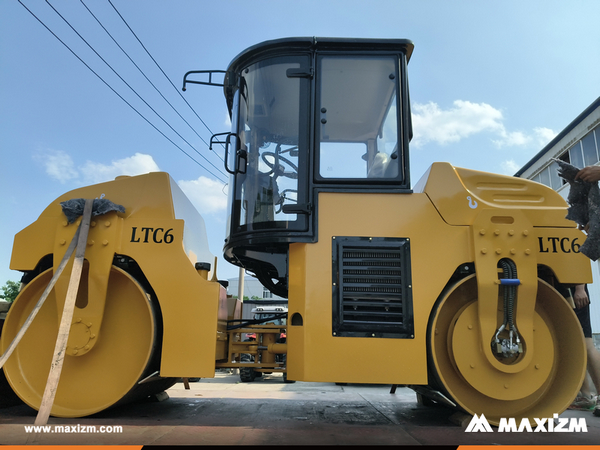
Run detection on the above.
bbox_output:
[261,148,298,180]
[274,189,298,214]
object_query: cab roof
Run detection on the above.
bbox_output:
[227,37,414,72]
[223,37,414,113]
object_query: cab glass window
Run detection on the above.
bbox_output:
[232,55,309,231]
[317,55,400,181]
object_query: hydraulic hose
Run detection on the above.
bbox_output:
[494,259,522,356]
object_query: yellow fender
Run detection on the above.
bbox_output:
[8,172,221,377]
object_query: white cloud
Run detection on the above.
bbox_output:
[533,127,558,147]
[500,159,521,175]
[411,100,504,147]
[178,176,228,215]
[35,149,228,216]
[79,153,160,184]
[411,100,557,150]
[35,151,162,185]
[493,126,557,148]
[492,130,530,147]
[33,149,78,183]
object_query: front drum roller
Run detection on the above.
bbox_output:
[428,274,585,425]
[1,265,176,418]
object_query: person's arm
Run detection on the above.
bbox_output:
[573,284,590,309]
[575,166,600,182]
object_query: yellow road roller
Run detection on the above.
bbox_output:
[1,37,591,425]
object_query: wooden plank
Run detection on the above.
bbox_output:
[449,411,474,427]
[0,225,81,370]
[33,199,94,427]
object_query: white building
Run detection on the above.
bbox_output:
[226,276,287,325]
[515,96,600,335]
[227,276,285,301]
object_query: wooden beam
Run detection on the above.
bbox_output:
[33,199,94,427]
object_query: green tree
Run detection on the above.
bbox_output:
[0,280,20,303]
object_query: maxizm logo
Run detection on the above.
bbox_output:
[465,414,588,433]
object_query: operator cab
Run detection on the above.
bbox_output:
[184,37,414,297]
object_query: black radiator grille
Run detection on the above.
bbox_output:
[332,237,414,338]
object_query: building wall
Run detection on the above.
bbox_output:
[516,97,600,334]
[226,277,287,337]
[227,277,285,301]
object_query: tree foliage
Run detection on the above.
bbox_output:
[0,280,20,303]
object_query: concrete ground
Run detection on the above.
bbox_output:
[0,371,599,446]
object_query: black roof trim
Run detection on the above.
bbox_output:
[226,37,414,72]
[514,96,600,177]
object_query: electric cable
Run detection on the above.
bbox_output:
[107,0,225,162]
[79,0,222,162]
[43,0,227,180]
[18,0,227,183]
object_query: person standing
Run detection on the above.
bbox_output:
[568,284,600,416]
[561,164,600,416]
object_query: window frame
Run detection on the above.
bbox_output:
[312,51,410,190]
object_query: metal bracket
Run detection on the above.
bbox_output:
[182,70,226,90]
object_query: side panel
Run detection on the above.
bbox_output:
[536,227,592,283]
[287,191,472,384]
[9,217,56,271]
[120,219,220,377]
[287,164,591,385]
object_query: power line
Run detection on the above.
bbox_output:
[107,0,225,161]
[79,0,222,162]
[17,0,227,183]
[43,0,227,180]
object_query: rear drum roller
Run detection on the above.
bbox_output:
[1,265,176,417]
[428,274,586,425]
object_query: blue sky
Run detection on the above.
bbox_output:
[1,0,599,286]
